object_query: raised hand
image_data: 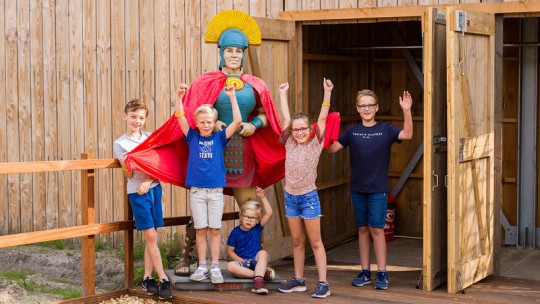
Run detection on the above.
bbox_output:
[279,82,289,93]
[323,78,334,91]
[399,91,412,111]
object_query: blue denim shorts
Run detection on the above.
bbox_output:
[284,189,322,220]
[350,192,387,228]
[128,184,164,231]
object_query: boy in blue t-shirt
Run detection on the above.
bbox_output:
[328,89,413,290]
[174,83,242,284]
[226,186,274,295]
[113,99,172,300]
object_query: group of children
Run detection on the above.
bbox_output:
[114,77,413,300]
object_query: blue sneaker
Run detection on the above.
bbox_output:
[311,281,331,298]
[375,271,388,290]
[352,270,371,286]
[278,277,307,293]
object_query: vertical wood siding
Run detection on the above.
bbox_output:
[0,0,513,246]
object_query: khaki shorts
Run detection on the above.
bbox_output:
[190,187,224,229]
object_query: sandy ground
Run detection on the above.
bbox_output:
[0,245,125,303]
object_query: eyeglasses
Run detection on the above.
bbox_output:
[356,104,378,110]
[242,215,259,222]
[292,127,310,133]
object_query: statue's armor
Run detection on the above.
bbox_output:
[214,76,257,177]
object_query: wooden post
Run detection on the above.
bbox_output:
[123,175,134,289]
[81,153,95,296]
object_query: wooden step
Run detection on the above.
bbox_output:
[165,267,286,291]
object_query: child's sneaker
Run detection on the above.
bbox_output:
[142,276,159,295]
[190,266,208,281]
[278,277,307,293]
[263,266,275,281]
[311,281,331,298]
[251,277,268,295]
[375,271,389,290]
[158,279,172,300]
[210,267,224,284]
[352,269,371,287]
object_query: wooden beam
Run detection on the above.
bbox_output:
[277,2,540,21]
[81,153,96,296]
[0,159,120,174]
[0,213,239,249]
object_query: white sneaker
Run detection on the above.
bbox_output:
[189,266,208,281]
[210,267,224,284]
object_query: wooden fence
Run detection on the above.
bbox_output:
[0,154,239,296]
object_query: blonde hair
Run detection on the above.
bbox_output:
[240,200,262,219]
[124,98,148,116]
[356,89,379,104]
[194,104,218,121]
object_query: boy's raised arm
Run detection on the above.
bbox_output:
[256,186,273,227]
[174,83,190,136]
[398,90,413,140]
[224,86,243,139]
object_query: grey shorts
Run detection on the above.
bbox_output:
[190,187,224,229]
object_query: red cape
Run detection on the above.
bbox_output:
[125,71,340,192]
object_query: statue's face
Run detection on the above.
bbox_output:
[222,47,244,70]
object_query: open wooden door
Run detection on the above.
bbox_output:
[246,17,296,260]
[446,8,495,293]
[423,7,448,291]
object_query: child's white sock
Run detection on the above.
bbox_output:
[199,260,207,269]
[211,260,220,269]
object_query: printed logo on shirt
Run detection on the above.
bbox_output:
[353,132,383,139]
[199,139,213,158]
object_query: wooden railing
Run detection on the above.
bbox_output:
[0,153,238,297]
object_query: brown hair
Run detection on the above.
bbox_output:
[356,89,379,104]
[290,112,310,128]
[124,98,148,116]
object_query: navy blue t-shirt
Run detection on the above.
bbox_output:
[227,223,262,260]
[184,128,230,188]
[338,122,401,193]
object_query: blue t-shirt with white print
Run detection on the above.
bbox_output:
[184,128,230,188]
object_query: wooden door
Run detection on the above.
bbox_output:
[247,17,296,260]
[423,7,448,291]
[446,8,495,293]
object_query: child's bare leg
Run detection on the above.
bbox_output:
[195,227,208,263]
[359,226,371,270]
[209,228,221,263]
[288,217,306,278]
[305,218,327,282]
[143,228,167,280]
[370,227,387,271]
[253,250,269,277]
[227,261,255,278]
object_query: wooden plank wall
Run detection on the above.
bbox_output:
[0,0,283,247]
[0,0,527,247]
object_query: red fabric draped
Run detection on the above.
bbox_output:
[125,71,340,192]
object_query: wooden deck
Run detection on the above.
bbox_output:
[162,266,539,304]
[63,238,540,304]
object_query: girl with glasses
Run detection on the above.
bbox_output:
[276,78,334,298]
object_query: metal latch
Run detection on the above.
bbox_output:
[433,135,446,144]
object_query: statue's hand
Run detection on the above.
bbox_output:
[214,120,226,132]
[239,122,256,137]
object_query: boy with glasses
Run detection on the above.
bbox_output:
[226,186,275,295]
[328,89,413,290]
